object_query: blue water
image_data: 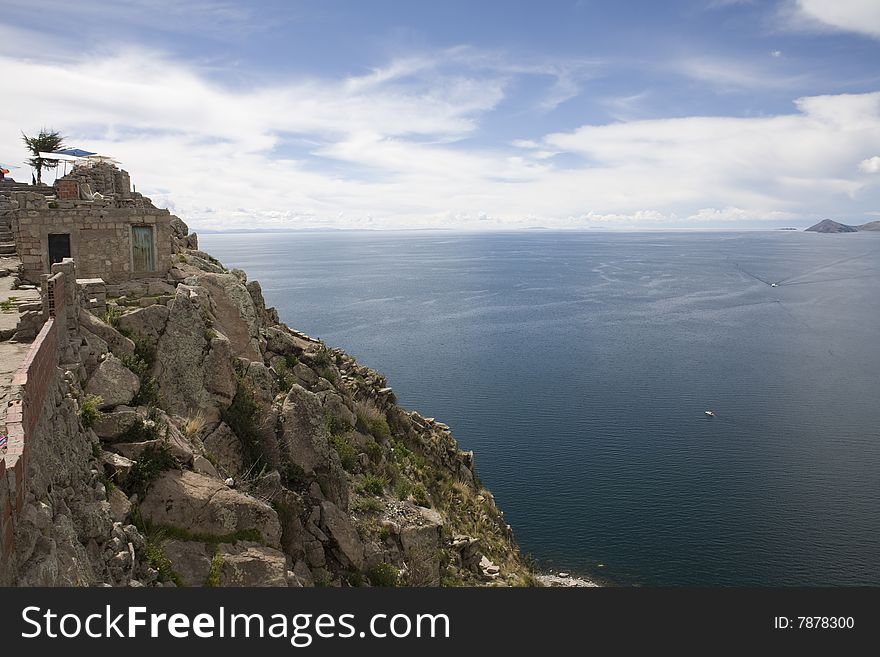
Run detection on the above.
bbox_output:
[200,230,880,586]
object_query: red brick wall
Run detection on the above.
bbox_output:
[1,316,58,577]
[55,179,77,200]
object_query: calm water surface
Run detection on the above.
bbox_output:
[201,230,880,586]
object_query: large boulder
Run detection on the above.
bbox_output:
[161,539,213,587]
[85,355,140,409]
[155,285,235,421]
[116,304,169,344]
[189,273,261,360]
[246,280,279,327]
[279,385,332,474]
[79,309,135,357]
[92,406,144,441]
[318,501,364,570]
[139,470,281,547]
[202,422,244,476]
[399,506,444,586]
[218,544,289,587]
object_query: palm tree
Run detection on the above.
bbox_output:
[21,128,66,185]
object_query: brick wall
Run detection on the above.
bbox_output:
[0,296,61,582]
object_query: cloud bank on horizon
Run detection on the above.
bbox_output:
[1,0,879,230]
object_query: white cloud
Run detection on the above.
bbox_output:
[859,156,880,172]
[791,0,880,39]
[2,36,879,230]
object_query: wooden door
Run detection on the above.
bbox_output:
[132,226,155,272]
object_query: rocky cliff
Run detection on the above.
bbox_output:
[6,215,532,587]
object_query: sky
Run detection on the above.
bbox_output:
[1,0,880,230]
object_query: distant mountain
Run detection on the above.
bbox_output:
[858,220,880,231]
[805,219,859,233]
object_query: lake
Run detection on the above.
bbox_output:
[200,230,880,586]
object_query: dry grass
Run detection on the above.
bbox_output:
[183,410,208,439]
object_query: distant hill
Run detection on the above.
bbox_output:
[805,219,859,233]
[858,220,880,231]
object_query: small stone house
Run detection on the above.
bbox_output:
[2,163,173,284]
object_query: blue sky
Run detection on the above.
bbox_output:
[2,0,880,229]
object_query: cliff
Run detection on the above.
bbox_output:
[1,190,532,587]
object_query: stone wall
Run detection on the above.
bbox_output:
[10,192,173,284]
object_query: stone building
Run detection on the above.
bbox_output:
[1,163,173,284]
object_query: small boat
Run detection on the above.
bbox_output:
[770,283,778,288]
[704,410,715,417]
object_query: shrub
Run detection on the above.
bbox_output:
[412,482,431,508]
[80,394,103,429]
[378,526,392,541]
[330,433,358,472]
[365,439,383,464]
[118,413,163,444]
[368,563,399,587]
[144,537,182,587]
[132,376,161,407]
[359,474,386,497]
[282,462,307,489]
[352,496,383,514]
[123,441,177,498]
[204,550,223,587]
[284,354,299,369]
[101,304,123,327]
[276,362,293,392]
[120,352,149,378]
[312,348,332,369]
[355,402,390,442]
[223,380,265,470]
[394,478,412,501]
[325,414,351,437]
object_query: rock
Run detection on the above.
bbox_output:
[147,280,176,296]
[246,280,278,327]
[111,435,191,464]
[190,273,261,360]
[279,385,349,507]
[399,506,444,585]
[317,391,356,429]
[162,539,213,587]
[79,328,109,373]
[479,555,500,578]
[279,385,333,474]
[101,450,135,485]
[79,309,135,357]
[116,304,169,343]
[85,355,140,409]
[244,360,276,406]
[203,422,244,476]
[218,544,289,587]
[93,406,144,441]
[155,285,234,420]
[318,501,364,570]
[107,487,132,523]
[292,362,318,387]
[264,327,311,356]
[139,470,281,547]
[170,215,190,238]
[193,455,219,478]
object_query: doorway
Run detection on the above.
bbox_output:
[48,233,71,265]
[132,225,155,272]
